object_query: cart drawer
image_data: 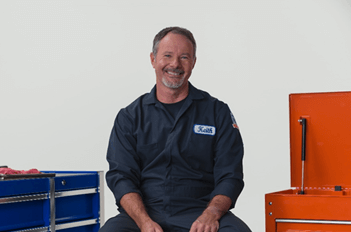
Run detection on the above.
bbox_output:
[54,173,98,191]
[55,188,99,223]
[0,194,49,231]
[0,178,50,197]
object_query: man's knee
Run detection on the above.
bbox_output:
[219,212,251,232]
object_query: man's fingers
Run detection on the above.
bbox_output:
[190,219,219,232]
[190,220,201,232]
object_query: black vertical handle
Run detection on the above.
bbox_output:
[300,118,307,161]
[299,117,307,194]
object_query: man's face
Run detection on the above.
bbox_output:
[151,33,196,90]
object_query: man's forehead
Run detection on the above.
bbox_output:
[158,33,194,51]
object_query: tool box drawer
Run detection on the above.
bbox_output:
[277,221,351,232]
[0,194,49,231]
[53,172,98,191]
[266,190,351,231]
[55,189,100,224]
[0,178,50,197]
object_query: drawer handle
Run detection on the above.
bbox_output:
[55,188,97,198]
[61,180,66,186]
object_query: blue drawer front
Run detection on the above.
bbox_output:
[0,178,50,197]
[54,174,98,191]
[56,193,97,223]
[0,199,47,231]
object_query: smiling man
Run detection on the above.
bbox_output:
[152,31,195,99]
[99,27,251,232]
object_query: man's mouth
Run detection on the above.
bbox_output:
[165,69,184,77]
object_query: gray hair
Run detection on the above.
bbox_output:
[152,26,196,59]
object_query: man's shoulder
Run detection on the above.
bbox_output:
[192,84,227,107]
[119,84,158,118]
[121,92,151,113]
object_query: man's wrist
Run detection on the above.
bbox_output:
[202,205,226,221]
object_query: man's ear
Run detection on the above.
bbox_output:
[150,52,156,68]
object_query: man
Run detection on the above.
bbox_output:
[99,27,251,232]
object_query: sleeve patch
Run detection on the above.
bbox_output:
[230,112,239,130]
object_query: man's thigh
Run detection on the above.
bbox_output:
[98,211,169,232]
[168,211,251,232]
[218,212,252,232]
[99,211,251,232]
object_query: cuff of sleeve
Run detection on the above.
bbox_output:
[111,180,142,208]
[210,180,244,208]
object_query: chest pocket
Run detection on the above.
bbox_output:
[187,132,215,172]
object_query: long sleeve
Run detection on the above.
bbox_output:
[106,109,142,208]
[210,104,244,208]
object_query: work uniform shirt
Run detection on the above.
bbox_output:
[106,83,244,216]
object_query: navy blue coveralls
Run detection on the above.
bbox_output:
[100,83,251,232]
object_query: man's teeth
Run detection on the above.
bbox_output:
[167,71,182,76]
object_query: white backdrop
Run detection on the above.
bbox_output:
[1,1,351,231]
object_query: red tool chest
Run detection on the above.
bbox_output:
[265,91,351,232]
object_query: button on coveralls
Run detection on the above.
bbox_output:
[100,83,251,232]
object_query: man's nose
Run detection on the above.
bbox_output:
[170,57,181,68]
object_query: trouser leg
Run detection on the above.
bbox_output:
[218,212,251,232]
[98,212,139,232]
[98,209,168,232]
[167,211,251,232]
[99,210,251,232]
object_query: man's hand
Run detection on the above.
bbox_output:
[120,193,164,232]
[189,207,220,232]
[190,195,232,232]
[139,218,164,232]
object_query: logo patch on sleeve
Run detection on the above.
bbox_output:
[193,124,216,136]
[230,112,239,130]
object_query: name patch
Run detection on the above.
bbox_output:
[193,124,216,136]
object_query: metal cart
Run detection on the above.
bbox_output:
[0,171,104,232]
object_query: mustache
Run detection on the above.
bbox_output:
[164,68,184,74]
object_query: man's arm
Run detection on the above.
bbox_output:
[120,192,163,232]
[189,105,244,232]
[107,110,163,232]
[189,194,232,232]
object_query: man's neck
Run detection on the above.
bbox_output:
[156,82,189,104]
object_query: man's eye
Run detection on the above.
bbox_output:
[165,54,171,58]
[181,56,189,60]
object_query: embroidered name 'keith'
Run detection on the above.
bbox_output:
[193,124,216,136]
